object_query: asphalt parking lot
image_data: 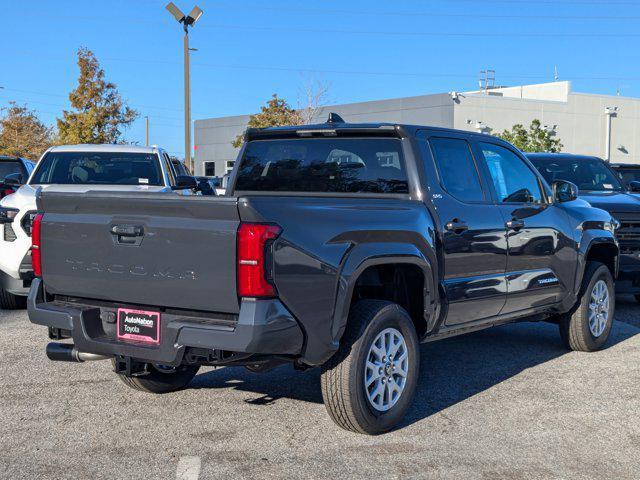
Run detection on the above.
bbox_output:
[1,299,639,480]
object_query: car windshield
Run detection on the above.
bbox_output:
[613,167,640,188]
[0,161,25,181]
[30,152,163,186]
[235,137,409,194]
[530,156,623,192]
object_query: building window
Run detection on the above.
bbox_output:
[226,161,235,172]
[204,162,215,177]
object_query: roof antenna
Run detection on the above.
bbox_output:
[326,112,345,124]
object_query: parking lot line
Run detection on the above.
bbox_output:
[176,456,201,480]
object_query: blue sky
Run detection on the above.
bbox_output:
[2,0,640,158]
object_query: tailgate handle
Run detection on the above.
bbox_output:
[111,225,144,237]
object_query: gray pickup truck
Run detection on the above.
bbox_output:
[29,119,619,434]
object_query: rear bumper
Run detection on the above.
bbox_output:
[27,278,304,366]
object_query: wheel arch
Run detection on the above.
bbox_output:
[331,242,438,349]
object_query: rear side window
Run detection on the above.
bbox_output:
[235,138,409,194]
[30,152,163,186]
[429,137,484,202]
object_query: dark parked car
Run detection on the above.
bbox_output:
[610,163,640,192]
[29,120,618,434]
[0,156,35,199]
[528,153,640,301]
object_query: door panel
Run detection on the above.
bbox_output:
[419,134,508,326]
[475,141,576,314]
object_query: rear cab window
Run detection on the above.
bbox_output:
[234,138,409,194]
[30,152,164,186]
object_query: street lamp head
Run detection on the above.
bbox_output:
[185,6,203,26]
[166,2,185,23]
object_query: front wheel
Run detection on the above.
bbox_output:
[112,360,199,394]
[559,262,615,352]
[320,300,420,435]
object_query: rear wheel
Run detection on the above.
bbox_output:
[320,300,420,435]
[112,360,199,394]
[559,262,615,352]
[0,288,26,309]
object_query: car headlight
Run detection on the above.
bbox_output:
[0,206,19,224]
[604,218,620,233]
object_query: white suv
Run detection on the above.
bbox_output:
[0,144,195,308]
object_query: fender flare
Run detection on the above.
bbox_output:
[330,242,437,349]
[575,232,618,295]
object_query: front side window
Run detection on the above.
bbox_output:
[479,143,543,204]
[235,138,409,194]
[429,137,484,202]
[30,152,163,186]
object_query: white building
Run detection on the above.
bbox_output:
[193,81,640,177]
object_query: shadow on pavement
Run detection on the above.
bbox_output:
[189,317,639,430]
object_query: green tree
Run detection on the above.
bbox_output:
[0,102,54,160]
[494,119,563,152]
[57,47,138,144]
[233,94,302,148]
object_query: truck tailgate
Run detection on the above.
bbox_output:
[37,191,240,314]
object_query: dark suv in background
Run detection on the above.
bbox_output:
[528,153,640,301]
[0,156,35,199]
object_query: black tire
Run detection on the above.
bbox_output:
[112,360,199,394]
[559,262,615,352]
[320,300,420,435]
[0,288,26,310]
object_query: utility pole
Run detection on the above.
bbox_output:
[604,106,618,162]
[145,116,149,146]
[183,27,191,171]
[166,2,203,173]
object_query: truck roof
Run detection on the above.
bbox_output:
[47,144,161,154]
[248,121,504,143]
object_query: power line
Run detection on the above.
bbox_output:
[203,1,640,20]
[195,23,640,38]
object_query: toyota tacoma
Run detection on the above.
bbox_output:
[29,119,619,434]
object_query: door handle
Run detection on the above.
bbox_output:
[110,225,144,237]
[445,219,469,234]
[506,219,525,231]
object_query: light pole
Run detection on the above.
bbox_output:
[166,2,203,173]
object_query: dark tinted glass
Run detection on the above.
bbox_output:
[31,152,163,186]
[430,137,484,202]
[530,156,623,192]
[204,162,216,176]
[480,143,542,203]
[611,167,640,189]
[235,138,409,194]
[0,161,25,180]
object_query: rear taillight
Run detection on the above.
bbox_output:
[237,222,281,298]
[31,213,43,277]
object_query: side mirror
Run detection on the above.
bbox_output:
[552,180,579,203]
[628,181,640,193]
[171,175,198,190]
[3,173,23,187]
